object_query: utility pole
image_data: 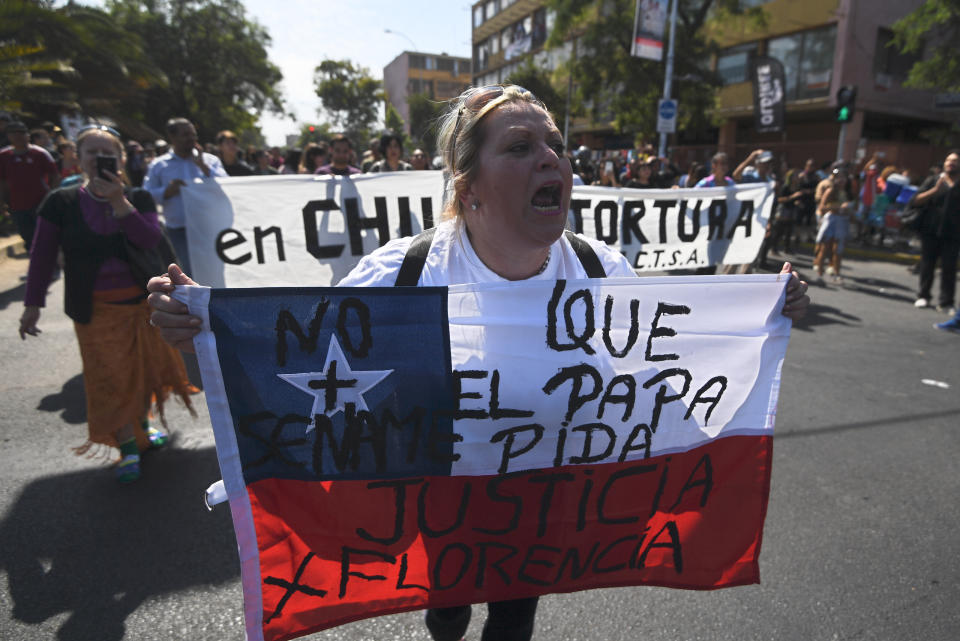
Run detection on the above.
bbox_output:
[658,0,678,159]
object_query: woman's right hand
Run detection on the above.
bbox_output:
[19,306,41,340]
[147,264,202,353]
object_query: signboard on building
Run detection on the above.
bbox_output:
[631,0,669,61]
[934,93,960,110]
[750,56,785,134]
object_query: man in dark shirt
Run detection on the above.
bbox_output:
[0,120,60,252]
[316,134,361,176]
[912,151,960,314]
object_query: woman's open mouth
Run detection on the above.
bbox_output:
[531,183,563,213]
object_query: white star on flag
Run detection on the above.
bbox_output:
[277,335,393,432]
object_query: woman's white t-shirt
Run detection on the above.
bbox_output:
[338,219,636,287]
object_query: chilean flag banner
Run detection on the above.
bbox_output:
[178,274,792,641]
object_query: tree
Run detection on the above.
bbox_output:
[891,0,960,93]
[384,101,409,150]
[503,62,568,134]
[313,59,384,145]
[297,122,332,148]
[106,0,287,140]
[546,0,765,143]
[407,92,447,155]
[0,0,163,133]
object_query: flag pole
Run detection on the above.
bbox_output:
[658,0,679,159]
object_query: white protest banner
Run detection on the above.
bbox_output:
[177,274,792,640]
[181,174,773,287]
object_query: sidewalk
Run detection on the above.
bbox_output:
[796,240,920,265]
[0,234,24,265]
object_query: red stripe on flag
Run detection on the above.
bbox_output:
[247,434,771,640]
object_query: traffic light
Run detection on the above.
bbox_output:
[836,85,857,123]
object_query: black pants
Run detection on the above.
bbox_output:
[11,207,37,254]
[425,597,539,641]
[918,233,960,307]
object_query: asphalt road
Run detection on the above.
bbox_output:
[1,246,957,641]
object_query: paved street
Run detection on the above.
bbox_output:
[0,243,958,641]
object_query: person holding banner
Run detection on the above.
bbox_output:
[694,152,735,188]
[146,84,810,640]
[19,124,195,483]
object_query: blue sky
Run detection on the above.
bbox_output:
[72,1,474,145]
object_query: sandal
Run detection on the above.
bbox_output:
[141,418,169,448]
[116,454,141,484]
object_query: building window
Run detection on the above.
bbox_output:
[408,54,425,70]
[474,40,491,72]
[716,43,757,85]
[874,27,921,86]
[437,57,456,73]
[425,56,436,70]
[474,5,483,28]
[485,0,497,21]
[768,24,837,101]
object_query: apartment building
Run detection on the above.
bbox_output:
[470,0,956,175]
[383,51,472,135]
[697,0,955,173]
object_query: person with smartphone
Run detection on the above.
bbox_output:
[144,118,226,275]
[18,124,196,484]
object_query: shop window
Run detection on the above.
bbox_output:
[768,24,837,101]
[874,27,921,85]
[716,43,757,85]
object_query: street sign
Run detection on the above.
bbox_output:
[657,98,677,134]
[934,93,960,109]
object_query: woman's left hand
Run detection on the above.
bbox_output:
[19,306,41,340]
[780,261,810,321]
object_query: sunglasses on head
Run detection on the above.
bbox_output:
[450,85,542,164]
[78,123,121,138]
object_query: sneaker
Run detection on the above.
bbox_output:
[936,305,956,316]
[116,454,141,484]
[934,318,960,334]
[914,298,930,308]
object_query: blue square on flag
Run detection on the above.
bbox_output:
[207,287,454,483]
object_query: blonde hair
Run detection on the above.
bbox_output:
[76,127,128,184]
[436,85,548,220]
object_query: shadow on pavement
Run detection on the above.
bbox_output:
[37,373,87,425]
[790,301,861,331]
[779,406,960,439]
[0,279,26,311]
[0,446,238,641]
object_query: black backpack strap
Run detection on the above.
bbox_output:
[394,227,437,286]
[564,230,606,278]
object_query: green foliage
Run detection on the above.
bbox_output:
[502,62,568,131]
[407,92,447,155]
[384,101,409,150]
[891,0,960,93]
[314,59,384,145]
[546,0,762,143]
[0,0,286,141]
[106,0,286,140]
[0,0,160,127]
[298,122,333,147]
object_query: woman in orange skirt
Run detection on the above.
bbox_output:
[18,124,194,483]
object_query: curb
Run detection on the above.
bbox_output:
[795,241,920,266]
[0,235,25,265]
